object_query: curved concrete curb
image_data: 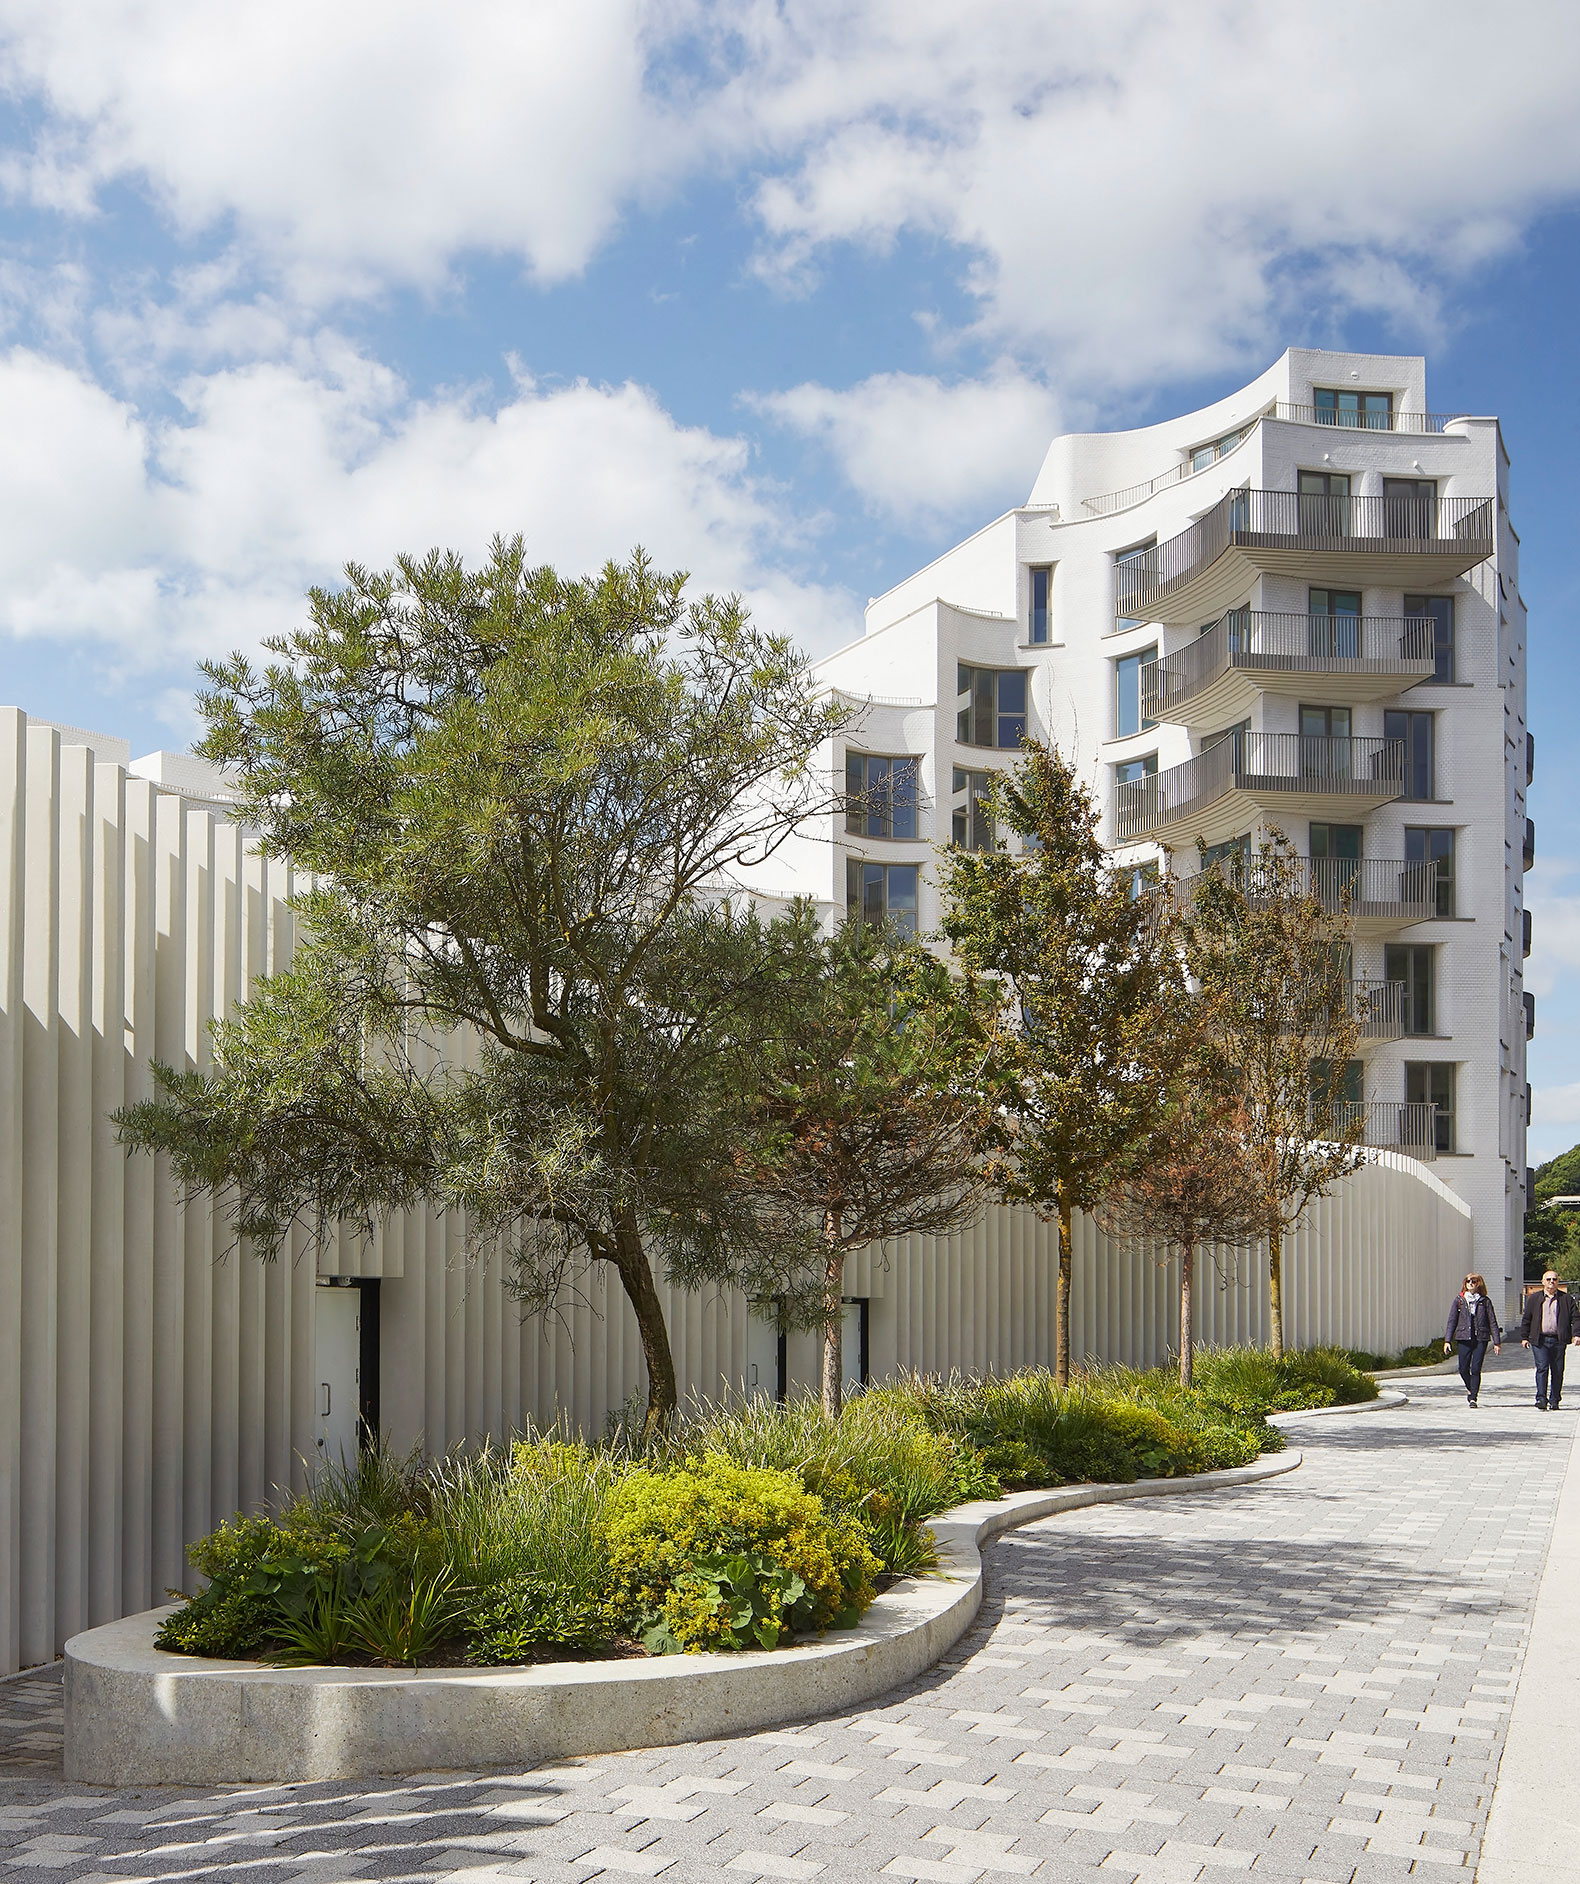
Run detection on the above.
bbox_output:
[1267,1388,1407,1426]
[64,1448,1301,1786]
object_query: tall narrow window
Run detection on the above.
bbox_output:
[845,753,919,839]
[1384,709,1435,801]
[1405,593,1455,684]
[957,666,1029,749]
[951,768,995,852]
[1308,587,1361,659]
[1115,647,1159,739]
[1385,943,1436,1035]
[1406,1060,1456,1152]
[1384,476,1437,539]
[1298,470,1351,537]
[1300,704,1352,783]
[1405,826,1456,917]
[1028,566,1051,645]
[1315,388,1393,429]
[1113,537,1156,630]
[1309,822,1362,906]
[846,860,919,936]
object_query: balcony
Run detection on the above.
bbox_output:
[1353,977,1408,1042]
[1143,610,1435,729]
[1272,402,1464,433]
[1114,732,1404,848]
[1114,488,1495,627]
[1333,1101,1439,1162]
[1172,854,1437,936]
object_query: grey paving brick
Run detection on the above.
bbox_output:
[0,1370,1567,1881]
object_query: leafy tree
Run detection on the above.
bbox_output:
[1178,830,1365,1358]
[1096,1063,1260,1389]
[742,908,997,1419]
[1525,1142,1580,1278]
[116,542,850,1434]
[939,742,1185,1385]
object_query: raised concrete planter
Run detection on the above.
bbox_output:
[65,1449,1301,1786]
[1267,1387,1408,1425]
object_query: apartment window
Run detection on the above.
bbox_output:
[1308,587,1361,658]
[1114,754,1158,787]
[845,752,919,840]
[846,859,919,936]
[1311,1057,1364,1108]
[1113,537,1156,630]
[1406,1060,1456,1153]
[1028,566,1051,645]
[1189,428,1245,473]
[1314,388,1393,429]
[1384,709,1435,800]
[1309,822,1362,903]
[1203,833,1251,870]
[1384,476,1437,539]
[1300,704,1352,782]
[952,768,995,852]
[1385,943,1436,1036]
[1405,593,1455,684]
[1298,470,1351,536]
[1127,860,1160,900]
[1405,826,1456,917]
[1115,647,1159,739]
[957,665,1028,749]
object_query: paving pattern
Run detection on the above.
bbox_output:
[0,1359,1569,1882]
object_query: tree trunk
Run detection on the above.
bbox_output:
[1056,1193,1073,1387]
[821,1209,845,1422]
[1179,1239,1195,1391]
[1267,1223,1285,1360]
[613,1215,679,1436]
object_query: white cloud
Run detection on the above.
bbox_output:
[726,0,1580,386]
[0,0,665,296]
[0,343,857,673]
[750,365,1060,522]
[3,1,1579,388]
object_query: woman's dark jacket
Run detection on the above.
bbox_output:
[1445,1295,1502,1344]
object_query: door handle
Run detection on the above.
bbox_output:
[321,1383,331,1417]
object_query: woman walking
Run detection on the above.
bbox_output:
[1444,1272,1502,1406]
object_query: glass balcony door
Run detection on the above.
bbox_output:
[1300,705,1352,782]
[1307,587,1361,659]
[1298,471,1351,538]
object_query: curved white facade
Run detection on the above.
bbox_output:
[768,349,1528,1304]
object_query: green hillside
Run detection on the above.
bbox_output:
[1526,1142,1580,1277]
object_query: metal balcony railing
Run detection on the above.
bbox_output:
[1352,977,1407,1039]
[1331,1100,1440,1161]
[1114,488,1495,621]
[1143,610,1435,720]
[1272,403,1465,433]
[1172,854,1439,925]
[1114,733,1404,841]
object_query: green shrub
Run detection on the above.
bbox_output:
[600,1455,880,1653]
[464,1573,609,1664]
[1190,1345,1373,1420]
[155,1515,282,1657]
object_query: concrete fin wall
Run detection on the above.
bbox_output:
[0,708,1471,1671]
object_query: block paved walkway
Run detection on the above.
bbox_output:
[0,1356,1571,1882]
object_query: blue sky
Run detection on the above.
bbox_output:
[1,0,1579,1152]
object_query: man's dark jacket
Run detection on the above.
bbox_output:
[1520,1289,1580,1344]
[1445,1295,1502,1344]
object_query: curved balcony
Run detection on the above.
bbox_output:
[1143,610,1436,730]
[1114,732,1404,848]
[1172,855,1437,936]
[1115,488,1494,626]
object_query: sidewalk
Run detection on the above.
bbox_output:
[0,1361,1572,1880]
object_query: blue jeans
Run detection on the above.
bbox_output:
[1457,1339,1488,1401]
[1534,1337,1568,1408]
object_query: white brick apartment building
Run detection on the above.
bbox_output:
[761,350,1529,1309]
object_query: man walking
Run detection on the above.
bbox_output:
[1519,1269,1580,1410]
